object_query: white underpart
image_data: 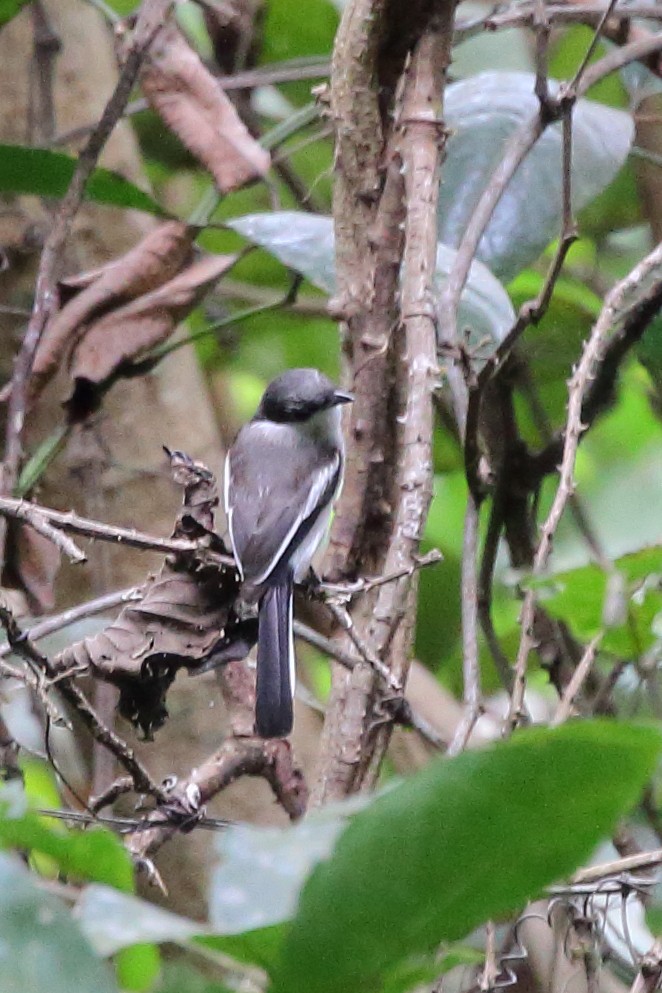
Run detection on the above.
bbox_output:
[223,452,243,580]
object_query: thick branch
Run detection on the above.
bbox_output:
[314,3,455,805]
[127,737,308,862]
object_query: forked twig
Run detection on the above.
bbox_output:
[0,599,167,801]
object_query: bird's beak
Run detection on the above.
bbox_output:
[333,389,354,405]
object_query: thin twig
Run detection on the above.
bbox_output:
[569,0,621,91]
[10,506,86,563]
[572,849,662,885]
[0,599,168,801]
[323,600,402,693]
[449,494,483,757]
[532,266,662,477]
[293,619,445,749]
[482,1,662,34]
[0,585,142,661]
[509,242,662,729]
[0,495,232,561]
[447,704,484,758]
[0,0,172,566]
[318,548,442,599]
[551,634,602,726]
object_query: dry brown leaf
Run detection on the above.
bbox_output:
[68,251,237,386]
[52,451,252,737]
[140,21,270,193]
[6,523,61,612]
[31,221,195,400]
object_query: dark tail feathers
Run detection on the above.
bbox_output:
[256,580,294,737]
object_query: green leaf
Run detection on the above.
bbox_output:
[209,800,369,934]
[227,212,515,358]
[76,883,286,977]
[527,545,662,655]
[0,144,166,215]
[115,944,160,993]
[77,884,204,955]
[274,721,661,993]
[0,782,134,892]
[380,946,483,993]
[439,72,634,280]
[197,926,287,977]
[0,0,30,26]
[0,852,118,993]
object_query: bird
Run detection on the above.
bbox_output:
[224,368,353,738]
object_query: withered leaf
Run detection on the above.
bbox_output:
[31,221,196,400]
[68,251,237,385]
[140,22,271,193]
[52,451,252,738]
[6,523,61,613]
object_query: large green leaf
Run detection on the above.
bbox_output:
[0,144,166,215]
[76,885,204,955]
[439,72,634,281]
[76,882,287,976]
[0,782,134,891]
[274,721,661,993]
[0,853,118,993]
[227,212,515,359]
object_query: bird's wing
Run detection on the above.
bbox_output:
[225,423,341,587]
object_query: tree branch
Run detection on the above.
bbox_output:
[126,736,308,865]
[0,495,232,562]
[0,598,168,801]
[314,2,455,805]
[509,242,662,729]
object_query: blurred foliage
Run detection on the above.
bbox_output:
[1,724,659,992]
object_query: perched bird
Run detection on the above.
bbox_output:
[224,368,352,738]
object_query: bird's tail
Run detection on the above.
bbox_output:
[256,578,295,737]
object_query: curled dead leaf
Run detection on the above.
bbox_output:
[31,221,196,401]
[65,251,237,420]
[52,451,253,737]
[140,21,270,193]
